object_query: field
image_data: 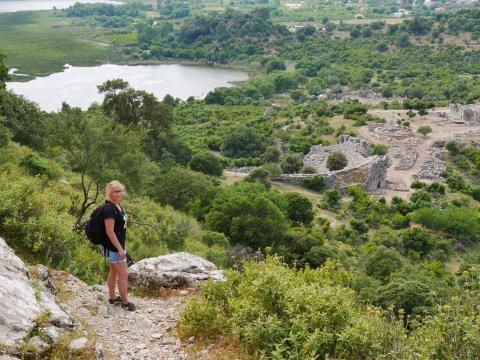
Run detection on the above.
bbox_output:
[0,11,121,77]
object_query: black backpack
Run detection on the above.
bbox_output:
[85,204,107,246]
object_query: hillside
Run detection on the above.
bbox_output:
[1,1,480,359]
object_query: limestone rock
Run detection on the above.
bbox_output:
[35,264,57,295]
[28,336,50,352]
[69,337,89,351]
[42,325,60,343]
[128,252,225,288]
[0,237,74,352]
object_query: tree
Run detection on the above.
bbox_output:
[264,146,282,163]
[285,193,314,226]
[0,116,11,148]
[364,246,404,282]
[98,79,161,126]
[281,154,303,174]
[0,90,45,150]
[153,166,216,212]
[327,151,348,171]
[373,277,433,315]
[221,127,265,158]
[400,227,434,257]
[324,189,341,208]
[0,51,9,89]
[189,152,223,176]
[205,182,288,249]
[266,58,286,73]
[244,168,272,189]
[417,125,432,137]
[45,109,155,228]
[303,175,326,192]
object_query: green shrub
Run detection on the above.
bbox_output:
[20,154,54,179]
[303,175,326,192]
[300,165,317,174]
[177,297,227,339]
[202,230,230,248]
[280,153,303,174]
[327,151,348,171]
[244,167,271,189]
[205,182,288,249]
[284,192,314,226]
[412,207,480,245]
[153,166,216,212]
[178,257,407,358]
[350,219,369,234]
[373,277,433,316]
[324,188,341,207]
[189,152,223,176]
[372,144,388,156]
[221,127,265,158]
[264,146,281,163]
[364,246,404,283]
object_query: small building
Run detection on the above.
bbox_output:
[288,24,306,33]
[285,2,304,10]
[392,8,411,17]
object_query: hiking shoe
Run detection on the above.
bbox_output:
[109,296,122,305]
[121,302,136,311]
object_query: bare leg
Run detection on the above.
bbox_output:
[113,262,129,304]
[107,263,117,300]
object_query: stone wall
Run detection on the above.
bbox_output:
[276,135,388,192]
[273,155,388,192]
[447,104,480,124]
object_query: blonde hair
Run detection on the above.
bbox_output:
[105,180,126,202]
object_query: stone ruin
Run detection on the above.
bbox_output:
[274,135,388,192]
[368,123,418,170]
[440,104,480,125]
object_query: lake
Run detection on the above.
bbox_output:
[0,0,121,13]
[6,64,249,112]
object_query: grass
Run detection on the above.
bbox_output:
[0,11,120,77]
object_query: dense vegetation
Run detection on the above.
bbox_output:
[2,1,480,358]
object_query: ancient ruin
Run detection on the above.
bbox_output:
[437,104,480,125]
[275,135,388,191]
[367,123,418,170]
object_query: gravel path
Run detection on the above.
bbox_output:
[52,271,191,360]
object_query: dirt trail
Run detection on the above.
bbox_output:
[53,271,191,360]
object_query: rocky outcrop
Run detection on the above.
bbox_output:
[0,237,75,357]
[128,252,225,288]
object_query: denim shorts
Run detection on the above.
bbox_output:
[104,249,126,264]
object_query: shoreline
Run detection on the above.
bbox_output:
[8,57,261,83]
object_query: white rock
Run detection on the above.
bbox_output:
[29,336,50,352]
[42,325,60,343]
[150,333,163,340]
[128,252,225,289]
[69,336,89,351]
[95,342,104,359]
[0,237,73,348]
[0,355,20,360]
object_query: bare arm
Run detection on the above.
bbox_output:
[105,218,126,259]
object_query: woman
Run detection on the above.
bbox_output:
[103,180,135,311]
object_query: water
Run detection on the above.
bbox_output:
[6,63,249,112]
[0,0,122,13]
